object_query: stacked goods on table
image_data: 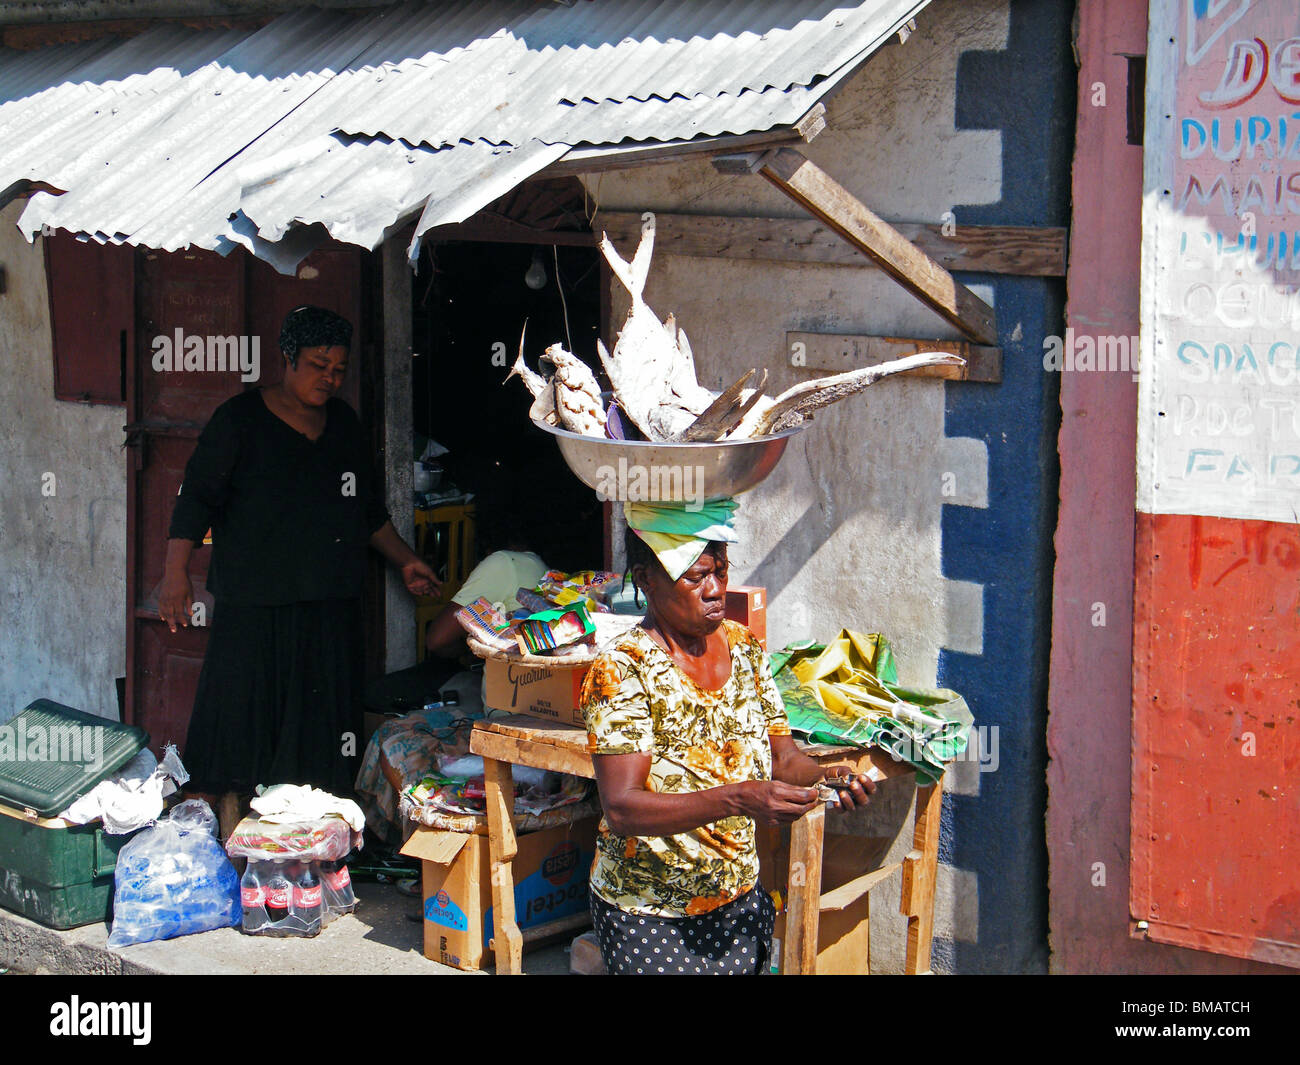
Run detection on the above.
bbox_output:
[224,785,364,938]
[406,753,592,823]
[455,569,629,658]
[456,569,644,728]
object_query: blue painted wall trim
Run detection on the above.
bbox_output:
[935,0,1075,974]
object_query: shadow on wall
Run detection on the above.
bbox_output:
[930,0,1076,974]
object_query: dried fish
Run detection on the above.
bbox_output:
[509,222,967,444]
[504,327,546,398]
[730,352,966,438]
[505,325,558,425]
[541,343,606,436]
[677,368,768,442]
[597,218,712,441]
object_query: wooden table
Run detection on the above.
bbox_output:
[470,713,943,975]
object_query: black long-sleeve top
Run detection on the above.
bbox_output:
[168,390,390,605]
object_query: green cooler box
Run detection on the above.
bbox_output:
[0,700,150,929]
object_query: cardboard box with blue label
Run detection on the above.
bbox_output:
[399,817,597,971]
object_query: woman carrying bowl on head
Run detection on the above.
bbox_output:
[579,499,876,975]
[158,306,440,827]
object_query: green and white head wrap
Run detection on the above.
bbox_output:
[624,498,739,581]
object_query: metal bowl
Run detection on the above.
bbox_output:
[532,418,804,502]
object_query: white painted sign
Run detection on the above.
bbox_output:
[1138,0,1300,521]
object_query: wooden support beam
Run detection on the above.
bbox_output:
[901,778,943,976]
[783,804,826,975]
[751,147,999,344]
[818,863,901,913]
[472,729,595,779]
[594,209,1067,277]
[482,756,524,975]
[786,331,1002,384]
[542,104,825,178]
[421,216,595,247]
[710,151,775,176]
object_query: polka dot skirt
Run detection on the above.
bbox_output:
[590,885,776,975]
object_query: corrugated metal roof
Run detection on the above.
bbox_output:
[0,0,931,272]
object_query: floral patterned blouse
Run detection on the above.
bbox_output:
[579,620,792,918]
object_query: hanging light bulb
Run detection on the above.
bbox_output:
[524,248,548,290]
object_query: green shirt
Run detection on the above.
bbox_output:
[451,551,548,614]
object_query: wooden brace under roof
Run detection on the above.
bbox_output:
[713,146,999,346]
[593,210,1066,278]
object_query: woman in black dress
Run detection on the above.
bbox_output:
[158,306,439,808]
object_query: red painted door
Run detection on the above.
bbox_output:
[126,248,246,754]
[1132,514,1300,966]
[125,246,367,757]
[1132,0,1300,968]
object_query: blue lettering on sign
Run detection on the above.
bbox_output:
[484,843,595,949]
[425,892,468,931]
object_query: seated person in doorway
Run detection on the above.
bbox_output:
[354,499,548,844]
[423,502,547,659]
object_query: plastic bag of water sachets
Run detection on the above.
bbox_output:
[107,800,241,947]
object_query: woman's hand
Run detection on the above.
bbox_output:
[370,521,443,597]
[158,570,193,633]
[731,779,823,824]
[401,558,441,597]
[821,766,877,812]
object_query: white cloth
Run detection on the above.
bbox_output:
[61,745,190,834]
[250,783,366,831]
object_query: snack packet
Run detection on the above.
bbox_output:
[455,596,516,652]
[515,602,596,654]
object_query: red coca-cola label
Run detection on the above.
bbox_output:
[266,885,289,908]
[294,885,322,908]
[241,886,265,906]
[323,867,351,890]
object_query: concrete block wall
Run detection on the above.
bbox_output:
[0,202,127,723]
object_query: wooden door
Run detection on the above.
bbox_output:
[125,246,371,756]
[126,248,246,754]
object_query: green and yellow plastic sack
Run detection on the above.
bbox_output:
[769,630,973,786]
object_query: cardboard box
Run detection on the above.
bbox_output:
[482,657,591,727]
[400,817,598,971]
[725,585,767,648]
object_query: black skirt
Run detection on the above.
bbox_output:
[590,884,776,975]
[183,598,364,797]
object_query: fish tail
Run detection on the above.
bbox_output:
[628,214,655,296]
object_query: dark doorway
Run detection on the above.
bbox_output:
[412,239,605,573]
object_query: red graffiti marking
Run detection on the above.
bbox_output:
[1212,556,1249,586]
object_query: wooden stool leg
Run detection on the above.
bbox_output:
[901,775,943,975]
[783,803,826,975]
[483,756,524,974]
